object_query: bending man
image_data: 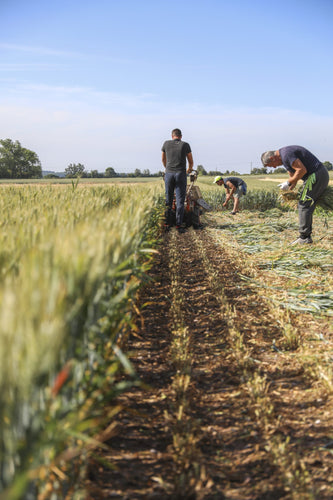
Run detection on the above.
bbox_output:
[213,175,247,214]
[261,145,329,244]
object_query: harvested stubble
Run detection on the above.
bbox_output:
[207,209,333,317]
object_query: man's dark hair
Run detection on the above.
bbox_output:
[172,128,182,138]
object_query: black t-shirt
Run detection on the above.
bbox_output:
[279,146,323,180]
[161,139,191,172]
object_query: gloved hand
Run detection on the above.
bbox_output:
[278,181,290,191]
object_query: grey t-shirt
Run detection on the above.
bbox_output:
[161,139,191,173]
[224,177,245,188]
[279,146,323,180]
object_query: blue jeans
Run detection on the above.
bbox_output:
[165,171,187,226]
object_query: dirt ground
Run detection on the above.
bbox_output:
[85,225,333,500]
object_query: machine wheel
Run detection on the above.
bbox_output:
[192,206,201,229]
[183,210,192,227]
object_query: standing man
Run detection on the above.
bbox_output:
[161,128,193,232]
[261,146,329,244]
[213,175,247,214]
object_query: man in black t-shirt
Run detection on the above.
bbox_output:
[261,146,329,244]
[161,128,193,232]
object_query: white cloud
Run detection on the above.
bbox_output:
[0,43,136,65]
[0,43,84,58]
[1,82,158,112]
[0,64,66,72]
[0,96,332,174]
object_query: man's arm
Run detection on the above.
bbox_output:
[223,182,235,206]
[225,181,236,198]
[186,152,193,174]
[162,151,166,168]
[288,159,307,189]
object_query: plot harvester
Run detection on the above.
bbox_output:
[168,171,212,229]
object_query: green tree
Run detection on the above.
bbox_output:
[208,170,223,176]
[65,163,86,178]
[44,173,60,179]
[134,168,141,177]
[323,161,332,171]
[0,138,42,178]
[251,167,267,175]
[89,169,104,178]
[142,169,150,177]
[196,165,207,176]
[105,166,117,177]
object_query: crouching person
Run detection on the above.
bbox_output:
[213,175,247,214]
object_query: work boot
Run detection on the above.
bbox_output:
[291,236,313,245]
[176,225,186,234]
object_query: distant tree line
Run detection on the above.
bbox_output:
[61,164,165,179]
[198,163,333,176]
[196,165,243,176]
[196,165,294,176]
[1,139,332,179]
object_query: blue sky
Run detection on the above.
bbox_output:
[1,0,333,174]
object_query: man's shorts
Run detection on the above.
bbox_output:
[234,183,247,198]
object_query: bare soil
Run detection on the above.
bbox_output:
[85,226,333,500]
